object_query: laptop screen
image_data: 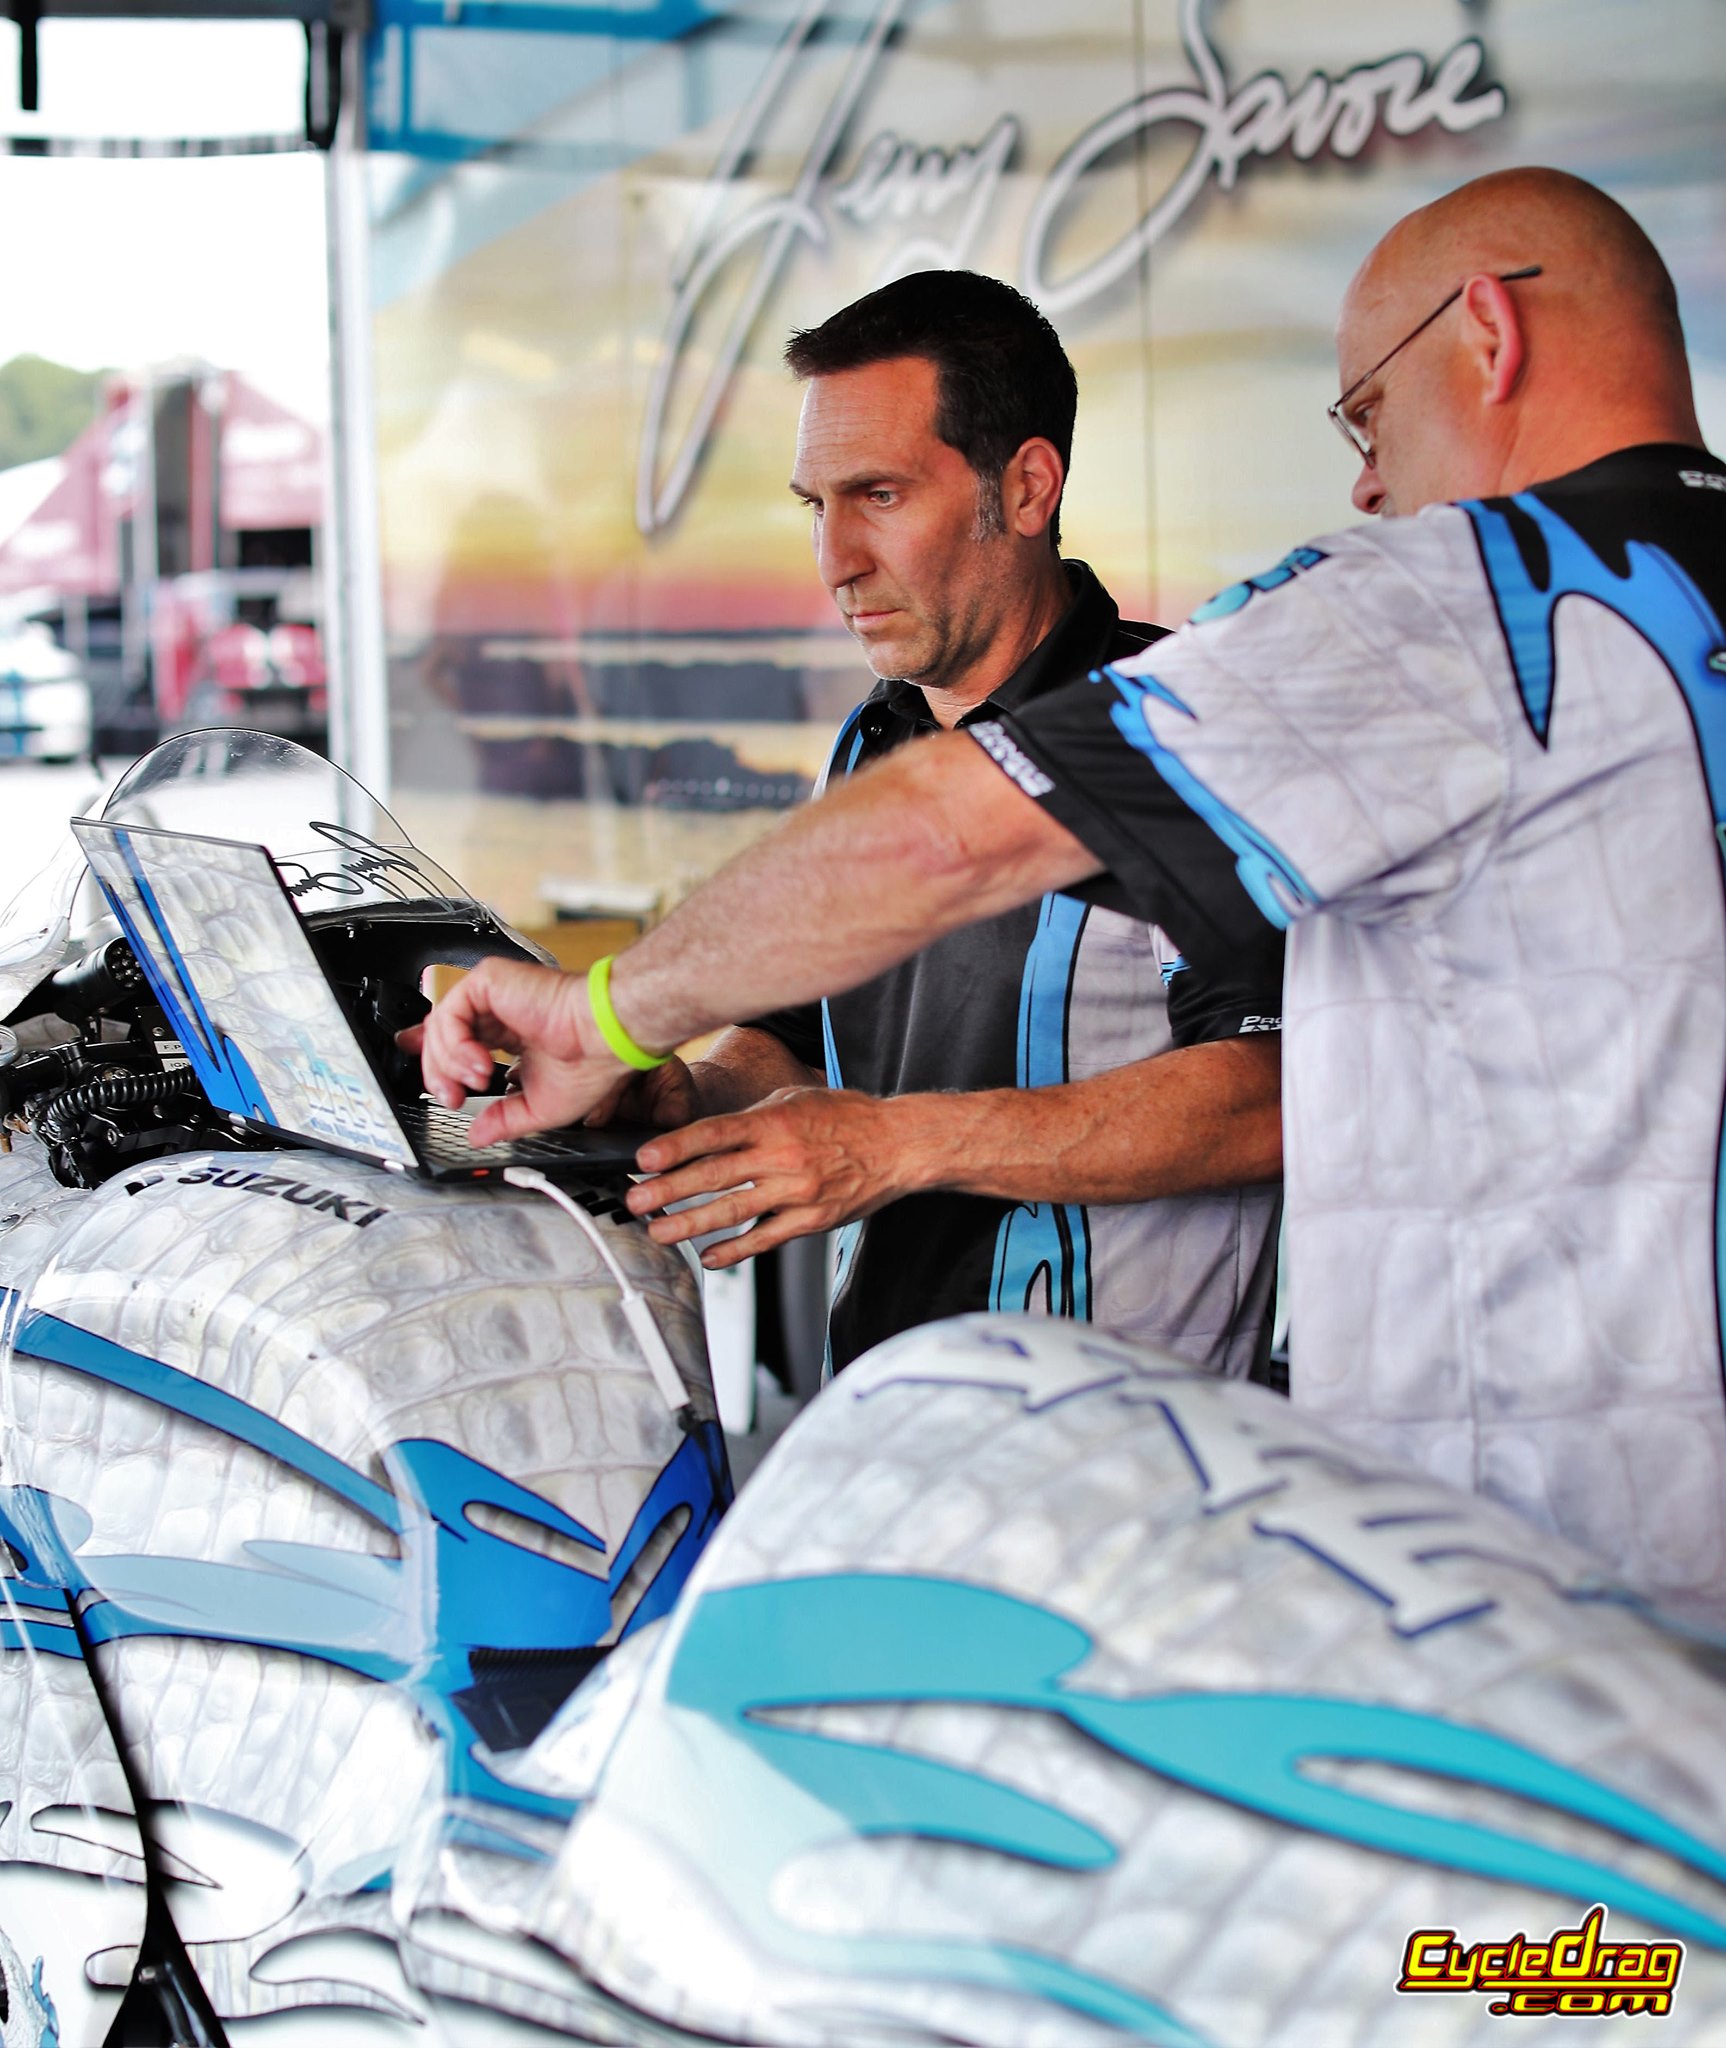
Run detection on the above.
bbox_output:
[72,818,417,1167]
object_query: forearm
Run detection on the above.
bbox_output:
[685,1027,824,1115]
[626,1037,1280,1265]
[881,1036,1283,1206]
[416,736,1096,1143]
[610,736,1097,1055]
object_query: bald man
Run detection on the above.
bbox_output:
[419,169,1726,1617]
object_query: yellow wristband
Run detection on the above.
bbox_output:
[587,954,669,1071]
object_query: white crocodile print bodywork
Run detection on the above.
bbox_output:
[484,1315,1726,2048]
[0,1133,716,2036]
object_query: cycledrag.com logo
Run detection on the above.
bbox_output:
[1398,1906,1682,2018]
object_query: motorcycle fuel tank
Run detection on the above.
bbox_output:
[0,1136,727,2039]
[408,1313,1726,2047]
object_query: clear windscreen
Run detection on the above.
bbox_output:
[0,731,515,1024]
[0,843,89,1022]
[99,730,478,923]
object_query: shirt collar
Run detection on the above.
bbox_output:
[1519,441,1726,497]
[874,561,1120,735]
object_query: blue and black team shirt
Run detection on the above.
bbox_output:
[970,446,1726,1620]
[753,561,1284,1377]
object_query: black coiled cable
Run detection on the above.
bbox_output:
[37,1068,197,1149]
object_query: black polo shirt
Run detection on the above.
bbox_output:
[753,561,1285,1372]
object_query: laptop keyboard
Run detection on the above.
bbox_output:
[399,1100,640,1170]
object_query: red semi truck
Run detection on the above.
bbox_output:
[0,365,327,751]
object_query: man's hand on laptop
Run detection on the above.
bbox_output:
[405,957,632,1146]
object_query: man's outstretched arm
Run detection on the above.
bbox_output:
[622,1033,1282,1267]
[417,735,1097,1144]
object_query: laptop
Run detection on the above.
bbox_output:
[70,816,656,1184]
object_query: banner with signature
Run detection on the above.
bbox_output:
[362,0,1725,911]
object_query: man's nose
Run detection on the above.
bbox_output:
[815,504,870,590]
[1351,458,1386,517]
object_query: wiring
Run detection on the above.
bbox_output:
[503,1167,690,1414]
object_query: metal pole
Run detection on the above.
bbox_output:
[321,24,389,797]
[120,369,159,715]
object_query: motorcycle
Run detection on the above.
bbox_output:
[7,734,1726,2047]
[397,1309,1726,2045]
[0,731,730,2044]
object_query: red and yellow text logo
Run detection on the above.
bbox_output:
[1398,1905,1682,2017]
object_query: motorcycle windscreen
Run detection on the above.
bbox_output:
[0,831,98,1024]
[0,728,551,1028]
[99,728,538,938]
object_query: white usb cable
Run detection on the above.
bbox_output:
[503,1166,690,1413]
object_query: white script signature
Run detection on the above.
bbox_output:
[636,0,1506,534]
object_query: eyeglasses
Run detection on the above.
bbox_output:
[1327,264,1543,462]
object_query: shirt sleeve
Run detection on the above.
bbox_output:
[743,999,827,1075]
[973,518,1510,963]
[1159,928,1282,1047]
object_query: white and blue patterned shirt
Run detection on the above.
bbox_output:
[984,446,1726,1617]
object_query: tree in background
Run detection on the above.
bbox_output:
[0,355,106,472]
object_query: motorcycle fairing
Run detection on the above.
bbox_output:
[75,823,284,1130]
[0,1189,145,2046]
[507,1315,1726,2047]
[4,1307,725,1815]
[0,1586,141,2048]
[0,1149,727,2031]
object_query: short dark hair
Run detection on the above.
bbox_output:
[784,270,1078,549]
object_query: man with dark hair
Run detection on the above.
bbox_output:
[783,268,1080,546]
[592,270,1285,1376]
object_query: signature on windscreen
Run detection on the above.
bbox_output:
[278,823,466,910]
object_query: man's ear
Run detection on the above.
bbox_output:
[1004,436,1066,538]
[1460,273,1527,407]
